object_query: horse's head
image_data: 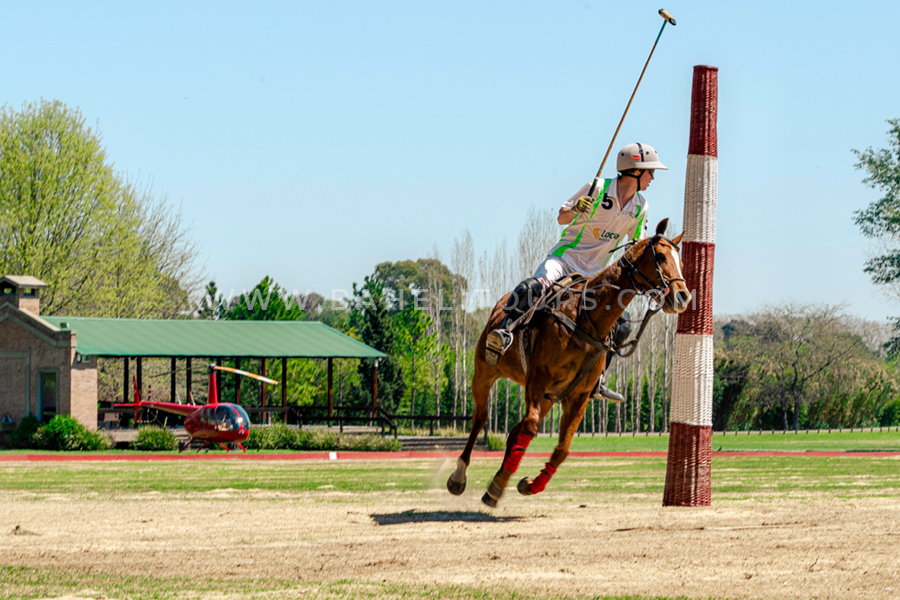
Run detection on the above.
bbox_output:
[622,218,691,314]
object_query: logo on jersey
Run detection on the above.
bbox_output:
[592,229,620,241]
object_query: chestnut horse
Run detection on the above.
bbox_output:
[447,219,691,507]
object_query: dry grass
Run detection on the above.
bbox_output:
[2,455,899,599]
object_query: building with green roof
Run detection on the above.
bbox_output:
[0,275,384,430]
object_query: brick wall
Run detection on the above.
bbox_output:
[18,296,40,317]
[0,308,97,429]
[69,348,97,427]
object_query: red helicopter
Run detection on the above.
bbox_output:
[116,364,278,452]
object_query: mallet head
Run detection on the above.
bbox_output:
[658,8,676,26]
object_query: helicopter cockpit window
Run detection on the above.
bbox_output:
[216,405,237,431]
[233,405,251,430]
[202,407,214,426]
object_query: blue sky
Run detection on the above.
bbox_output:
[4,1,899,320]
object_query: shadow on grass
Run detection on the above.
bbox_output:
[371,510,524,525]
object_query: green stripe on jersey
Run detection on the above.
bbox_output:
[552,179,611,258]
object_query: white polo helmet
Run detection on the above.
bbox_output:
[616,142,668,172]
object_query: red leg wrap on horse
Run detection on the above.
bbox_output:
[501,433,533,473]
[529,463,557,494]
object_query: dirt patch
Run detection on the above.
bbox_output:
[2,461,899,599]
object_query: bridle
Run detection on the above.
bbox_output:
[617,234,685,301]
[608,235,685,357]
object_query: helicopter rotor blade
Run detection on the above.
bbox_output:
[211,364,279,385]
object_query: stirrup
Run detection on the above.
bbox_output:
[592,381,625,403]
[485,329,513,366]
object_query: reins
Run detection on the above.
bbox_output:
[527,235,681,402]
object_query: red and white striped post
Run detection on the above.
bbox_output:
[663,65,718,507]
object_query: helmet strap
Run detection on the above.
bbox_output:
[622,169,644,182]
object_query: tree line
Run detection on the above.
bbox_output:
[3,100,899,431]
[187,256,900,434]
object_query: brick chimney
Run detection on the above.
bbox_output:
[0,275,48,317]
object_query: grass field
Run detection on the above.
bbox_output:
[1,453,899,497]
[531,427,900,453]
[3,443,900,600]
[2,427,899,456]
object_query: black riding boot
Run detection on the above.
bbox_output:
[484,278,544,366]
[592,312,632,402]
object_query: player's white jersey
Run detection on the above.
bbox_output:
[547,178,649,275]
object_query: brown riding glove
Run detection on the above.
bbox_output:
[574,195,593,213]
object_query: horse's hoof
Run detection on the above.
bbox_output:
[446,477,466,496]
[517,477,534,496]
[481,491,499,508]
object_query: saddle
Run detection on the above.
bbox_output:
[509,273,591,331]
[501,273,621,403]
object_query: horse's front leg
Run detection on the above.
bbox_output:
[448,361,496,496]
[481,397,553,508]
[518,396,589,496]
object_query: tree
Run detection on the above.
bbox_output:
[372,258,458,320]
[423,245,450,420]
[853,118,900,352]
[223,276,304,322]
[716,303,891,431]
[0,100,204,318]
[370,255,458,420]
[394,304,435,417]
[198,281,225,320]
[351,275,405,413]
[450,229,475,423]
[517,204,560,281]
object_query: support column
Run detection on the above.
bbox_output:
[123,357,129,403]
[282,357,288,423]
[372,360,379,419]
[170,357,177,402]
[664,65,718,507]
[186,358,192,403]
[261,358,267,423]
[136,357,143,403]
[327,358,334,418]
[281,358,287,407]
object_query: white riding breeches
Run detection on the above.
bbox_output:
[533,256,580,290]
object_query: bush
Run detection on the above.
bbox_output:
[296,428,340,450]
[244,424,300,450]
[338,433,402,452]
[486,432,506,451]
[396,425,464,437]
[243,426,267,450]
[1,416,41,449]
[32,415,111,451]
[244,425,400,451]
[295,428,401,451]
[266,423,301,449]
[133,426,178,451]
[878,397,900,426]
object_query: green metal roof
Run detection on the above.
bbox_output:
[41,317,386,359]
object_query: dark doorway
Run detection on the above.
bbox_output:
[38,371,57,422]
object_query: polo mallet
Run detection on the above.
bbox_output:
[586,8,677,198]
